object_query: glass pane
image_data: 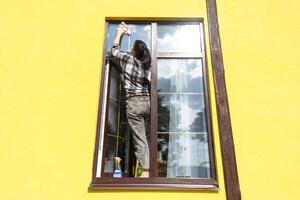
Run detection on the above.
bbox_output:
[157,133,211,178]
[157,59,204,93]
[157,94,171,132]
[109,66,121,99]
[119,101,128,138]
[157,24,201,53]
[102,22,152,177]
[107,23,151,52]
[108,98,119,135]
[104,136,117,172]
[157,134,169,177]
[157,94,206,132]
[117,137,129,173]
[105,98,130,174]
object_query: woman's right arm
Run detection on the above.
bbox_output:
[111,24,132,66]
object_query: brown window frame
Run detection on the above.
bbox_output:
[90,18,218,190]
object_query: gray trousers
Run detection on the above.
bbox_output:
[126,96,150,170]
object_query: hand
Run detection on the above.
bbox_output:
[115,22,128,35]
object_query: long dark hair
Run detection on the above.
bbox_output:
[132,40,151,69]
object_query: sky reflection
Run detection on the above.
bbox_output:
[157,59,204,93]
[107,23,151,52]
[157,24,201,53]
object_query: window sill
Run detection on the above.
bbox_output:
[89,178,219,191]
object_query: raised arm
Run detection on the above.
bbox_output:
[113,22,128,47]
[111,22,132,66]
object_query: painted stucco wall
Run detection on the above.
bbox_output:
[0,0,299,200]
[217,0,300,200]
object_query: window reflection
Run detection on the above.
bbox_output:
[157,94,206,132]
[157,59,204,93]
[109,67,120,99]
[157,133,211,178]
[157,56,210,178]
[107,23,151,52]
[119,101,128,138]
[117,137,129,173]
[104,59,130,174]
[157,24,201,53]
[104,136,129,173]
[104,136,116,172]
[108,99,119,135]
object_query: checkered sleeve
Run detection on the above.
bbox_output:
[111,44,132,69]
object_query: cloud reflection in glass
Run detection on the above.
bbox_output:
[157,24,201,53]
[107,23,151,52]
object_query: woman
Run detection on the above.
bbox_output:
[111,23,151,178]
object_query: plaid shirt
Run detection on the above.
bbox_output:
[111,44,151,99]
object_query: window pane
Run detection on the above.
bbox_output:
[107,23,151,52]
[157,134,169,177]
[102,22,151,177]
[119,101,128,138]
[104,136,116,172]
[109,66,120,99]
[157,59,204,93]
[157,55,210,178]
[157,94,206,132]
[108,98,119,135]
[157,133,211,178]
[157,24,201,53]
[104,136,130,173]
[117,137,129,173]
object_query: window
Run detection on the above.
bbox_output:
[90,20,217,189]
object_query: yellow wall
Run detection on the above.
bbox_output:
[0,0,299,200]
[217,0,300,200]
